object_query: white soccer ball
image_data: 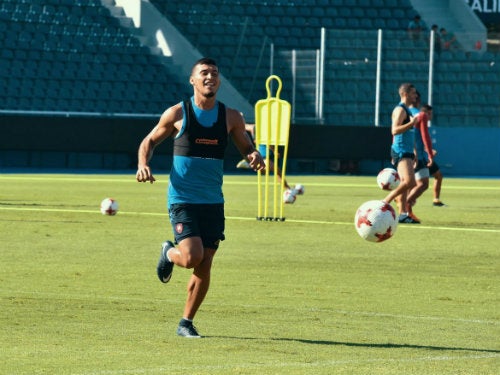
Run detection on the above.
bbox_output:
[294,184,305,195]
[100,198,119,215]
[354,200,398,242]
[283,189,296,204]
[376,168,400,191]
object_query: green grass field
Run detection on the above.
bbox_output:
[1,173,499,375]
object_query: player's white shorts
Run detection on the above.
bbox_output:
[415,159,430,180]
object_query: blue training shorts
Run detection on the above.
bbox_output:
[391,149,415,168]
[168,203,225,249]
[168,203,226,250]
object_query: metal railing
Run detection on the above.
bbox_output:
[270,28,500,127]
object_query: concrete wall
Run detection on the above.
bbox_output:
[429,126,500,177]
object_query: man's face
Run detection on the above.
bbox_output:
[407,87,417,103]
[190,63,220,98]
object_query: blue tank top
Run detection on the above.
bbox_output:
[391,103,415,155]
[168,97,227,206]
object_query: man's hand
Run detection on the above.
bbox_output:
[136,165,156,183]
[409,115,418,127]
[247,150,265,171]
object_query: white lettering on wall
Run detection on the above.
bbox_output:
[466,0,499,13]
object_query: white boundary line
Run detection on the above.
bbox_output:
[1,206,499,233]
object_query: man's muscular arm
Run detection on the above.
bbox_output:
[136,104,181,183]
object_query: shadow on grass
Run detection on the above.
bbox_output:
[207,336,500,354]
[281,338,500,354]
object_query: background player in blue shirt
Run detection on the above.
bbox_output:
[382,83,419,223]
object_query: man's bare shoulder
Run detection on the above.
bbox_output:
[159,102,184,124]
[225,107,245,131]
[392,105,404,114]
[224,106,240,117]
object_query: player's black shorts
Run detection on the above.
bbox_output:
[428,160,440,175]
[391,149,415,168]
[168,203,225,249]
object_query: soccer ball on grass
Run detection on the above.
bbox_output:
[354,200,397,242]
[294,184,305,195]
[283,189,296,204]
[376,168,400,191]
[100,198,119,215]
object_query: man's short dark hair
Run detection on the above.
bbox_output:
[399,83,415,96]
[191,57,218,73]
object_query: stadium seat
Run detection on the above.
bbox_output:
[359,18,374,29]
[0,0,497,128]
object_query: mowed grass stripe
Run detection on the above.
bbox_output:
[70,353,500,375]
[1,205,499,233]
[1,288,497,326]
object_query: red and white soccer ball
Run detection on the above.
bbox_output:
[100,198,119,215]
[283,189,296,204]
[354,200,398,242]
[376,168,400,191]
[294,184,305,195]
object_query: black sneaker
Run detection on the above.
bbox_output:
[398,214,420,224]
[176,320,201,338]
[156,241,174,283]
[433,201,446,207]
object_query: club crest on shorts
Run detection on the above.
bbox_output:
[175,223,183,234]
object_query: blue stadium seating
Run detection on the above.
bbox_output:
[0,0,192,114]
[0,0,498,127]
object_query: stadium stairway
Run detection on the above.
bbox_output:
[112,0,255,118]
